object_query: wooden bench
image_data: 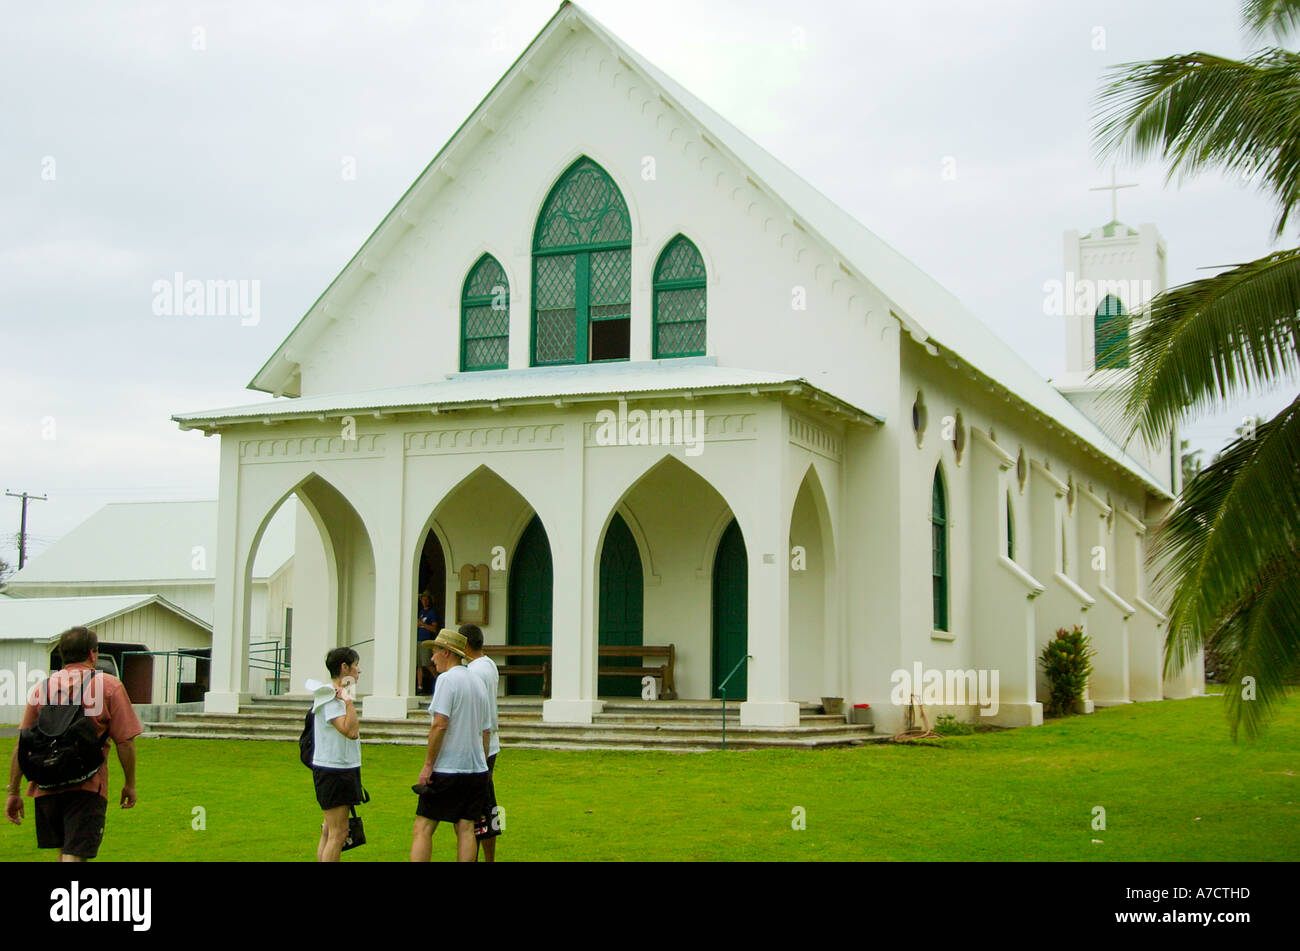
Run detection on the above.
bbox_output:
[482,645,552,698]
[480,644,676,699]
[598,645,677,699]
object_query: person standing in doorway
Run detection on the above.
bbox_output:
[416,590,440,695]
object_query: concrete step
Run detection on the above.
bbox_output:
[140,728,880,751]
[155,714,869,740]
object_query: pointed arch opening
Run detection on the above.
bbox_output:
[532,156,632,366]
[593,453,738,700]
[789,464,836,703]
[247,473,376,700]
[411,464,547,697]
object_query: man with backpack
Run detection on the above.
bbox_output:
[4,626,142,861]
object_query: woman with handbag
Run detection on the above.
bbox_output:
[306,648,364,861]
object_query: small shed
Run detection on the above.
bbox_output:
[0,594,212,721]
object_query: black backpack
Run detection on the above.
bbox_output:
[18,672,110,790]
[300,706,314,768]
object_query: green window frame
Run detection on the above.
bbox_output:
[1006,491,1015,561]
[460,254,510,371]
[1094,294,1130,369]
[652,234,707,358]
[932,467,949,632]
[532,157,632,366]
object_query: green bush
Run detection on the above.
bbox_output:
[1039,625,1096,717]
[934,713,976,735]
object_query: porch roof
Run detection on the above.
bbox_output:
[172,359,883,429]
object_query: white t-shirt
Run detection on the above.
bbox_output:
[466,655,500,757]
[307,680,361,769]
[427,664,491,774]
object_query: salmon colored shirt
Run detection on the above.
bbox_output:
[19,662,142,799]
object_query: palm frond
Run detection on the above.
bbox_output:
[1094,249,1300,447]
[1213,552,1300,739]
[1154,396,1300,734]
[1243,0,1300,41]
[1094,49,1300,237]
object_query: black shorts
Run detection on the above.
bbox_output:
[415,771,488,824]
[475,754,501,841]
[35,791,107,859]
[313,766,363,811]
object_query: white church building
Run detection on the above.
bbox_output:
[173,2,1203,734]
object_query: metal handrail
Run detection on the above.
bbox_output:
[249,640,290,696]
[717,654,752,751]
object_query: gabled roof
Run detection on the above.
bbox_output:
[229,1,1170,498]
[5,500,294,587]
[175,360,879,427]
[0,594,212,643]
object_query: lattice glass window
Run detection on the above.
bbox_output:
[1094,294,1130,369]
[932,468,949,632]
[460,254,510,371]
[532,157,632,365]
[653,234,706,358]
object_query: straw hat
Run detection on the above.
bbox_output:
[430,629,469,660]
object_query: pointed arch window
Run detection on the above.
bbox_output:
[653,235,707,357]
[461,254,510,371]
[532,157,632,365]
[932,467,949,632]
[1094,294,1129,369]
[1006,490,1015,561]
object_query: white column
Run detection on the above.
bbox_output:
[544,417,603,724]
[741,404,798,727]
[364,438,409,721]
[206,434,247,714]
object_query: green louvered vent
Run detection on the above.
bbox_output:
[1094,294,1130,369]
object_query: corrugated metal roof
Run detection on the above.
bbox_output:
[0,594,211,642]
[173,360,878,425]
[5,500,295,586]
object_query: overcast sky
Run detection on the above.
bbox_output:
[1,0,1293,567]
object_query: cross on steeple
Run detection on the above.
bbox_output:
[1089,167,1138,222]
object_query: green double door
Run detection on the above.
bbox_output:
[712,518,748,700]
[598,513,643,697]
[508,515,552,695]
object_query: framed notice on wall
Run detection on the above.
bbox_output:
[456,563,490,623]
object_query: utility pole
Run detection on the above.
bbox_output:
[4,490,48,569]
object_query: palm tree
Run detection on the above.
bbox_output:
[1092,0,1300,738]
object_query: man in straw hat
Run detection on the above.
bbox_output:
[409,628,492,862]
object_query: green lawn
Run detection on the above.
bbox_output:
[2,695,1297,861]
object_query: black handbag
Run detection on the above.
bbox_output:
[341,786,370,852]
